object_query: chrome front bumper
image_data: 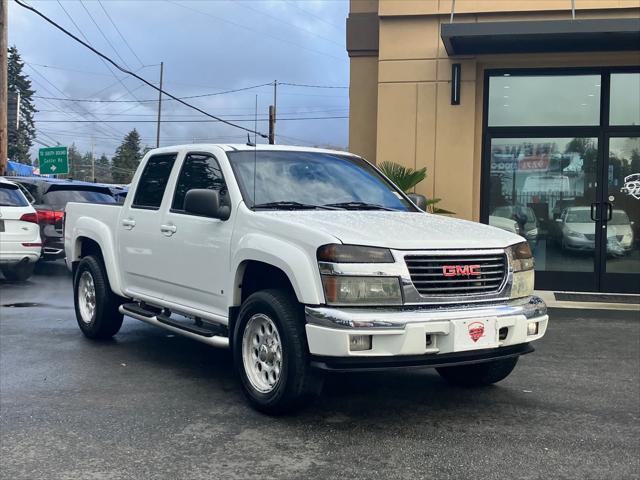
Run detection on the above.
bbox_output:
[304,296,548,360]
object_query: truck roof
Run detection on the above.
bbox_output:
[145,143,358,157]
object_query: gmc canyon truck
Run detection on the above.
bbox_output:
[65,145,548,414]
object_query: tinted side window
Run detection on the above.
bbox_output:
[0,184,28,206]
[132,154,177,210]
[172,153,227,211]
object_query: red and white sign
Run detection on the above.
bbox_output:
[452,318,497,352]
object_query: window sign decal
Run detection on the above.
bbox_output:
[621,173,640,200]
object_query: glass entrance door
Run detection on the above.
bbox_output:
[601,136,640,293]
[487,136,601,291]
[482,68,640,293]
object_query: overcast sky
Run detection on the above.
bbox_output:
[9,0,350,158]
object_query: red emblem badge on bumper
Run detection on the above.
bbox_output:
[468,322,485,342]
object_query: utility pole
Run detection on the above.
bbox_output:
[268,80,277,144]
[0,0,8,175]
[156,61,163,148]
[91,137,95,182]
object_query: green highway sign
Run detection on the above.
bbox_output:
[39,146,69,175]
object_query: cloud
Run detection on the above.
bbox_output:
[9,0,350,158]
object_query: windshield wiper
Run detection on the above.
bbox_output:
[323,201,399,211]
[252,201,337,210]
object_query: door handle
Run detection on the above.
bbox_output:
[604,202,613,221]
[160,224,177,236]
[121,218,136,230]
[590,203,599,222]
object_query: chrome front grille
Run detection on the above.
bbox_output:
[405,252,507,296]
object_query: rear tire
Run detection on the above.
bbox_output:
[1,262,35,281]
[74,255,123,339]
[233,289,323,415]
[436,357,518,387]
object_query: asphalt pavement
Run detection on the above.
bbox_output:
[1,263,639,480]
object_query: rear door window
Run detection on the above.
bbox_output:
[0,184,29,207]
[132,153,178,210]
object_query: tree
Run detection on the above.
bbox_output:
[7,46,37,165]
[96,153,112,183]
[66,144,83,179]
[378,161,454,214]
[112,129,142,183]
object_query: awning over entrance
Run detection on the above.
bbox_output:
[441,18,640,56]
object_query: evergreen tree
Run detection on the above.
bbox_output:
[7,46,37,164]
[112,129,142,184]
[96,153,112,183]
[66,144,83,179]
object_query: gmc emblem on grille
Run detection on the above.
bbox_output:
[442,265,482,277]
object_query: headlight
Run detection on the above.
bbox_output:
[509,241,534,271]
[508,242,534,299]
[317,244,394,263]
[321,275,402,306]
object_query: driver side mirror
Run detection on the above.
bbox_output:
[407,193,427,211]
[184,189,231,221]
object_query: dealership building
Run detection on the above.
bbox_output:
[347,0,640,293]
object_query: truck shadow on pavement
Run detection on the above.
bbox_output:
[108,319,535,420]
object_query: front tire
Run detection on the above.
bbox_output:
[74,255,123,339]
[436,357,518,387]
[233,289,323,415]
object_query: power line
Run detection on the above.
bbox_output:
[280,82,348,89]
[55,0,144,105]
[37,116,349,123]
[232,1,344,49]
[15,0,268,139]
[78,0,131,69]
[33,82,274,103]
[286,1,345,33]
[166,0,343,61]
[97,0,144,67]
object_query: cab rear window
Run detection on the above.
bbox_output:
[0,184,29,207]
[42,189,116,208]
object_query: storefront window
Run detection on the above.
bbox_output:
[610,73,640,126]
[488,137,598,273]
[488,74,601,127]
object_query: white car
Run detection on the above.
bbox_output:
[0,178,42,281]
[559,206,634,255]
[65,145,548,413]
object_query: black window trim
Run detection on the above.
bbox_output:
[169,151,228,216]
[131,152,179,211]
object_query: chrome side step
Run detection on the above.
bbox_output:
[119,303,229,349]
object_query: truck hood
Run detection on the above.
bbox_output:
[261,211,523,250]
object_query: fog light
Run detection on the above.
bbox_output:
[349,335,372,351]
[527,322,539,336]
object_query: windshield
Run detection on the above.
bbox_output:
[0,184,28,207]
[43,189,116,208]
[565,209,591,223]
[227,150,415,211]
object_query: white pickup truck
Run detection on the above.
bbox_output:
[65,144,548,413]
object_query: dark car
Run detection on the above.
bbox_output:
[4,177,117,260]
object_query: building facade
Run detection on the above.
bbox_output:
[347,0,640,293]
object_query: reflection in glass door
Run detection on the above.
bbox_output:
[487,137,600,290]
[483,68,640,293]
[602,137,640,292]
